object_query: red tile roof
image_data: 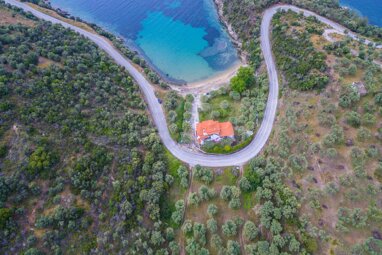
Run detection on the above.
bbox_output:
[220,122,235,137]
[196,120,234,144]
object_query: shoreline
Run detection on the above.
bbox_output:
[213,0,247,63]
[36,1,188,86]
[172,61,243,94]
[29,0,245,88]
[167,0,247,91]
[340,2,382,28]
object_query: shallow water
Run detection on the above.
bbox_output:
[340,0,382,27]
[49,0,239,83]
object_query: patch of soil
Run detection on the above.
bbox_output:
[0,8,36,27]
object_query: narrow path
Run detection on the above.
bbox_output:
[191,94,200,134]
[5,0,380,167]
[180,168,193,255]
[239,230,246,255]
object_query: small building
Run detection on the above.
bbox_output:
[352,81,367,97]
[196,120,234,145]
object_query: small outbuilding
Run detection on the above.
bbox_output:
[352,81,367,97]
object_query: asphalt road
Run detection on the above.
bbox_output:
[4,0,380,167]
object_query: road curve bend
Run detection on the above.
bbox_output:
[4,0,380,167]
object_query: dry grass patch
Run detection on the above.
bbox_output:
[330,33,345,42]
[311,34,329,50]
[0,7,36,26]
[37,57,62,69]
[33,228,47,238]
[342,68,364,84]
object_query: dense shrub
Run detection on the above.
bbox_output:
[230,66,255,93]
[27,147,57,176]
[345,111,361,128]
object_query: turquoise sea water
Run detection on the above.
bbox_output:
[49,0,239,83]
[340,0,382,27]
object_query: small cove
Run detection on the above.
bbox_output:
[49,0,240,83]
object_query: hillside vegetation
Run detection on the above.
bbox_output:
[1,1,382,255]
[220,0,382,71]
[259,8,382,255]
[0,3,174,254]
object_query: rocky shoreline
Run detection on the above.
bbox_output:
[213,0,247,64]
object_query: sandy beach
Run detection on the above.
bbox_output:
[170,61,243,94]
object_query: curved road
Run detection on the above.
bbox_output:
[4,0,381,167]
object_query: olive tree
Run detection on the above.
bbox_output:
[211,234,223,251]
[171,200,185,225]
[199,185,215,201]
[193,222,207,246]
[177,165,189,189]
[243,220,259,241]
[182,220,193,235]
[346,111,361,128]
[207,218,218,233]
[239,177,252,192]
[222,220,237,237]
[220,186,232,201]
[188,192,200,207]
[207,204,218,217]
[229,198,241,210]
[227,240,241,255]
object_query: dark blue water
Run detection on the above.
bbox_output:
[340,0,382,27]
[49,0,239,83]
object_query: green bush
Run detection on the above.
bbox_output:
[375,93,382,106]
[345,111,361,128]
[230,66,255,93]
[0,144,7,158]
[202,136,253,155]
[0,208,12,229]
[339,86,360,108]
[27,147,57,176]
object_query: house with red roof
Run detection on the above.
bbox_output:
[196,120,235,145]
